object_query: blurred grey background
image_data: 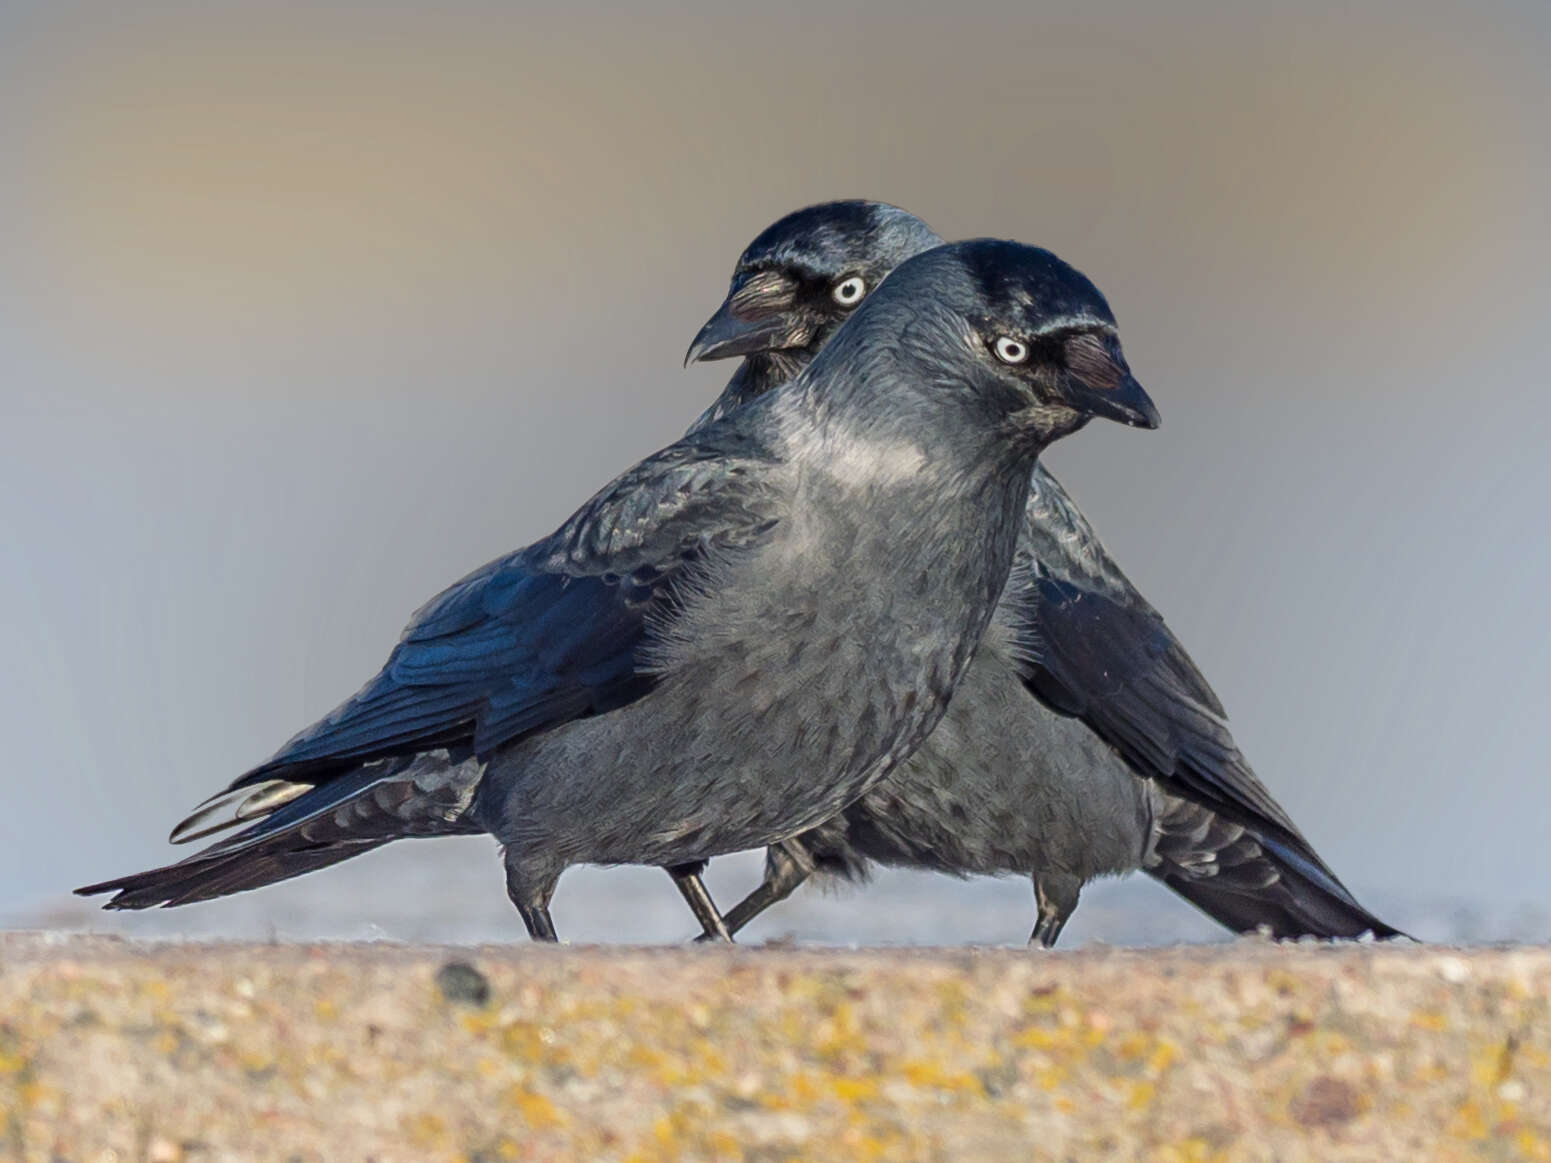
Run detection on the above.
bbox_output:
[3,0,1548,947]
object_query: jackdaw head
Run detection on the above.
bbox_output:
[870,239,1161,436]
[685,200,942,366]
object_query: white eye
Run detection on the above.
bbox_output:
[831,275,866,306]
[993,336,1029,365]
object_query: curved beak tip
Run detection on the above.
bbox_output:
[683,329,719,367]
[684,313,733,366]
[1112,373,1161,430]
[685,302,794,366]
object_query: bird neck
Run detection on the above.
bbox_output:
[686,349,819,437]
[789,316,1041,485]
[723,350,815,411]
[778,383,1036,510]
[1008,403,1090,453]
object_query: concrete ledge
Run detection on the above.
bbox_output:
[1,935,1548,1160]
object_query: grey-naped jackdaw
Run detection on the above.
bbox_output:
[77,237,1160,941]
[680,201,1399,945]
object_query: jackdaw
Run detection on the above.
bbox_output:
[681,201,1398,945]
[77,238,1160,942]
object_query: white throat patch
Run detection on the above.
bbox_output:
[821,431,930,490]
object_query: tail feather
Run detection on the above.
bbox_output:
[76,751,484,910]
[1147,794,1404,940]
[167,778,314,845]
[78,837,392,910]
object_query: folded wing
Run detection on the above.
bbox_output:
[1009,464,1398,938]
[76,427,782,908]
[231,430,782,792]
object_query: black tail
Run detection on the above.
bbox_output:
[76,752,483,910]
[1147,796,1404,941]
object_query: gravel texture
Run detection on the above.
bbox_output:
[1,933,1547,1161]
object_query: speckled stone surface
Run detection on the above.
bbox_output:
[1,934,1547,1161]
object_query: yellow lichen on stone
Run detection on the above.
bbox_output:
[508,1085,567,1129]
[1,936,1548,1161]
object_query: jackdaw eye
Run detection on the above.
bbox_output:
[831,275,866,306]
[993,336,1029,365]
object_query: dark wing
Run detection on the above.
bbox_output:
[76,752,481,909]
[1010,463,1304,844]
[1006,466,1401,940]
[76,421,784,909]
[229,428,782,792]
[1146,793,1403,939]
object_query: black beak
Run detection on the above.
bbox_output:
[684,299,794,366]
[1060,332,1161,429]
[1083,371,1162,429]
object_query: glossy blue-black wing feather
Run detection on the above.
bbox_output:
[1011,470,1397,938]
[224,431,781,793]
[231,570,647,787]
[1018,573,1305,845]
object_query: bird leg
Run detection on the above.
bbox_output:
[698,841,811,942]
[666,861,733,942]
[505,856,560,942]
[518,903,558,942]
[1029,874,1080,949]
